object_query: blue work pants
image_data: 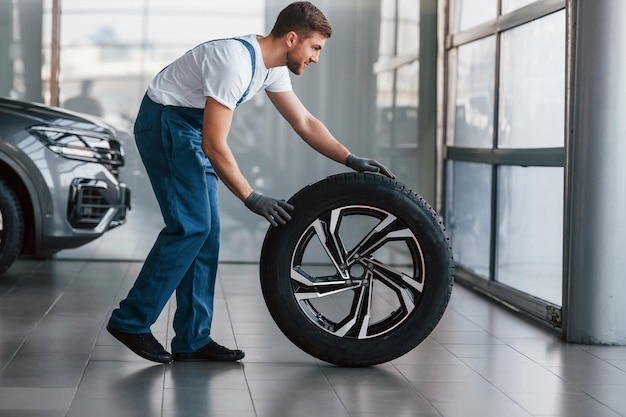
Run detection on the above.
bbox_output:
[108,94,219,353]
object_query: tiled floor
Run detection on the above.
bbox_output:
[1,259,626,417]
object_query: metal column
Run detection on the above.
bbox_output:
[565,0,626,344]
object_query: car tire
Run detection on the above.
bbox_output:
[0,179,24,275]
[260,172,454,366]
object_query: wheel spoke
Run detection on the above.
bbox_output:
[311,212,348,278]
[292,266,360,300]
[368,258,417,311]
[368,257,424,293]
[345,213,413,263]
[291,266,346,287]
[294,282,361,300]
[333,271,374,338]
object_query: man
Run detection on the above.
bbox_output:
[107,1,394,364]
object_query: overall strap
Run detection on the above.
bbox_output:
[232,38,256,108]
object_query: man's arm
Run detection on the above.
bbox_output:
[266,90,395,178]
[201,97,252,201]
[202,96,293,226]
[266,90,350,163]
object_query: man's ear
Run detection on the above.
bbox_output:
[285,31,298,47]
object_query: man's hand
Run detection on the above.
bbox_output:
[345,154,395,179]
[245,192,295,227]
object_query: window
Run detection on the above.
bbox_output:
[443,0,566,323]
[374,0,420,191]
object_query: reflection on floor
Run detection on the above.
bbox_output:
[1,259,626,417]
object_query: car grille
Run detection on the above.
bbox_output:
[75,187,109,226]
[68,178,128,229]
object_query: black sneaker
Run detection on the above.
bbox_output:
[173,341,245,362]
[106,326,173,364]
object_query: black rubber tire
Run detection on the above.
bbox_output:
[260,172,454,367]
[0,178,24,276]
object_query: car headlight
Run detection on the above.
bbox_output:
[29,125,124,167]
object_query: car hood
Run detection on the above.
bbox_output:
[0,97,114,135]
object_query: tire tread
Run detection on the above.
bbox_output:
[0,178,25,276]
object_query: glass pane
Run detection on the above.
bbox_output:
[378,0,396,59]
[147,0,263,14]
[61,0,143,11]
[446,161,492,277]
[498,11,565,148]
[60,78,146,120]
[450,0,497,33]
[60,15,143,46]
[396,61,419,108]
[447,36,496,147]
[496,166,563,305]
[501,0,536,14]
[376,1,419,192]
[376,71,394,110]
[392,80,418,191]
[146,15,264,44]
[397,0,419,56]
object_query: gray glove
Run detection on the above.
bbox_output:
[244,191,295,227]
[345,153,395,179]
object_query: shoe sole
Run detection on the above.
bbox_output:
[172,352,245,362]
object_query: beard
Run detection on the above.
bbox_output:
[286,51,304,75]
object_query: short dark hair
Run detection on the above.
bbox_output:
[270,2,332,39]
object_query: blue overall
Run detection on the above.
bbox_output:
[108,38,256,353]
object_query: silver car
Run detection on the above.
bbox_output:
[0,97,130,275]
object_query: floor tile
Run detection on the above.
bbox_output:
[164,362,248,390]
[394,363,485,383]
[0,387,76,411]
[507,392,623,416]
[412,380,515,404]
[162,388,255,414]
[333,384,437,415]
[431,401,532,417]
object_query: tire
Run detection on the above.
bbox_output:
[0,178,24,276]
[260,172,454,366]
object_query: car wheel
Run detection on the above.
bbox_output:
[260,172,454,366]
[0,179,24,275]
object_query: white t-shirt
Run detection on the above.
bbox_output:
[147,34,292,110]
